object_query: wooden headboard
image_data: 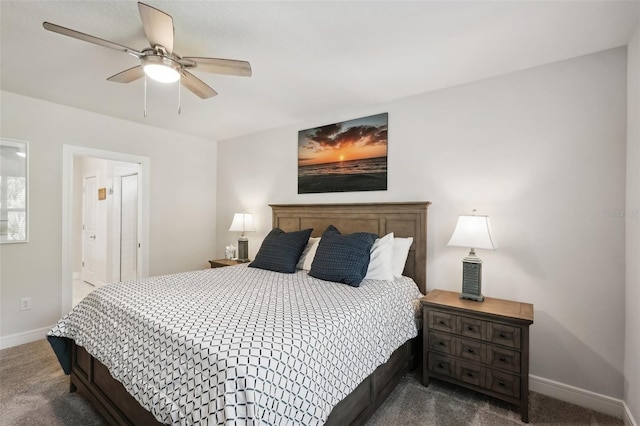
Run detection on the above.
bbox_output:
[270,202,430,294]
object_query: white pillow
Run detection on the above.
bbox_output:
[296,237,321,270]
[392,237,414,277]
[365,232,395,281]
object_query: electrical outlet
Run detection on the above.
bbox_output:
[20,297,31,311]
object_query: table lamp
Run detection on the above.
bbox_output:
[447,210,497,302]
[229,212,256,262]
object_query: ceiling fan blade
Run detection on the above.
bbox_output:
[43,22,142,56]
[181,57,252,77]
[181,70,218,99]
[138,2,174,54]
[107,66,145,83]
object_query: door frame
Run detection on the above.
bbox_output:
[81,174,99,285]
[61,145,150,315]
[117,172,140,282]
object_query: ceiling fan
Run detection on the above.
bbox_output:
[43,2,251,100]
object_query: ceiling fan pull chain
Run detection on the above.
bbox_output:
[178,76,182,115]
[144,75,147,118]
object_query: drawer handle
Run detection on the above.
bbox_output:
[439,320,446,325]
[499,356,507,362]
[438,363,445,369]
[498,380,506,387]
[467,326,474,331]
[438,342,445,346]
[499,333,507,338]
[467,348,475,354]
[467,372,474,377]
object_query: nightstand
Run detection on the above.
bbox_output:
[422,289,534,423]
[208,259,247,268]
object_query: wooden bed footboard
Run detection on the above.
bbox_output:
[70,334,421,425]
[70,341,160,425]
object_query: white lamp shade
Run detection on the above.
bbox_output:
[229,213,256,233]
[143,64,180,83]
[141,55,181,83]
[447,215,497,250]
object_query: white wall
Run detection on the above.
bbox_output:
[217,48,627,399]
[625,23,640,425]
[0,91,218,340]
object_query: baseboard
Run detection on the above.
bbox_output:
[623,401,638,426]
[530,374,624,418]
[0,325,52,350]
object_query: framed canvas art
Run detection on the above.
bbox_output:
[298,113,388,194]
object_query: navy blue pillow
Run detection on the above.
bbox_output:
[309,225,378,287]
[249,228,313,273]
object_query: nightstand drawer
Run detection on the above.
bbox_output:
[458,338,486,364]
[428,353,456,379]
[488,323,521,349]
[429,331,456,355]
[457,316,485,340]
[488,346,520,373]
[458,361,485,388]
[429,311,455,333]
[488,370,520,398]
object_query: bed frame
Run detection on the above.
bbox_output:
[68,202,431,425]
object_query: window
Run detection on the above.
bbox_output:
[1,139,28,243]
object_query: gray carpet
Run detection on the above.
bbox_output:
[0,339,623,425]
[367,374,623,425]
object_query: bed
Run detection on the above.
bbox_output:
[48,202,430,425]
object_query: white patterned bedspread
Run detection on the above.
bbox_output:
[48,265,422,425]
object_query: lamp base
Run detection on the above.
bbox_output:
[460,257,484,302]
[237,238,249,262]
[460,292,485,302]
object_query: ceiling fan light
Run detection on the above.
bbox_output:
[141,55,181,83]
[143,64,180,83]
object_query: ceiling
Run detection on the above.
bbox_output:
[1,1,639,142]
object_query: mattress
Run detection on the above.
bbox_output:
[48,265,422,425]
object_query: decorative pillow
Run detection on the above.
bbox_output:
[296,237,321,271]
[249,228,313,273]
[309,225,378,287]
[364,232,395,281]
[392,237,414,277]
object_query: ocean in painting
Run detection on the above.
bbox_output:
[298,156,387,194]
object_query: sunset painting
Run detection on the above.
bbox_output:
[298,113,388,194]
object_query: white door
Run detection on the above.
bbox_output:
[120,174,138,281]
[82,176,98,285]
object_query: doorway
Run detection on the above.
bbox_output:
[62,145,150,314]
